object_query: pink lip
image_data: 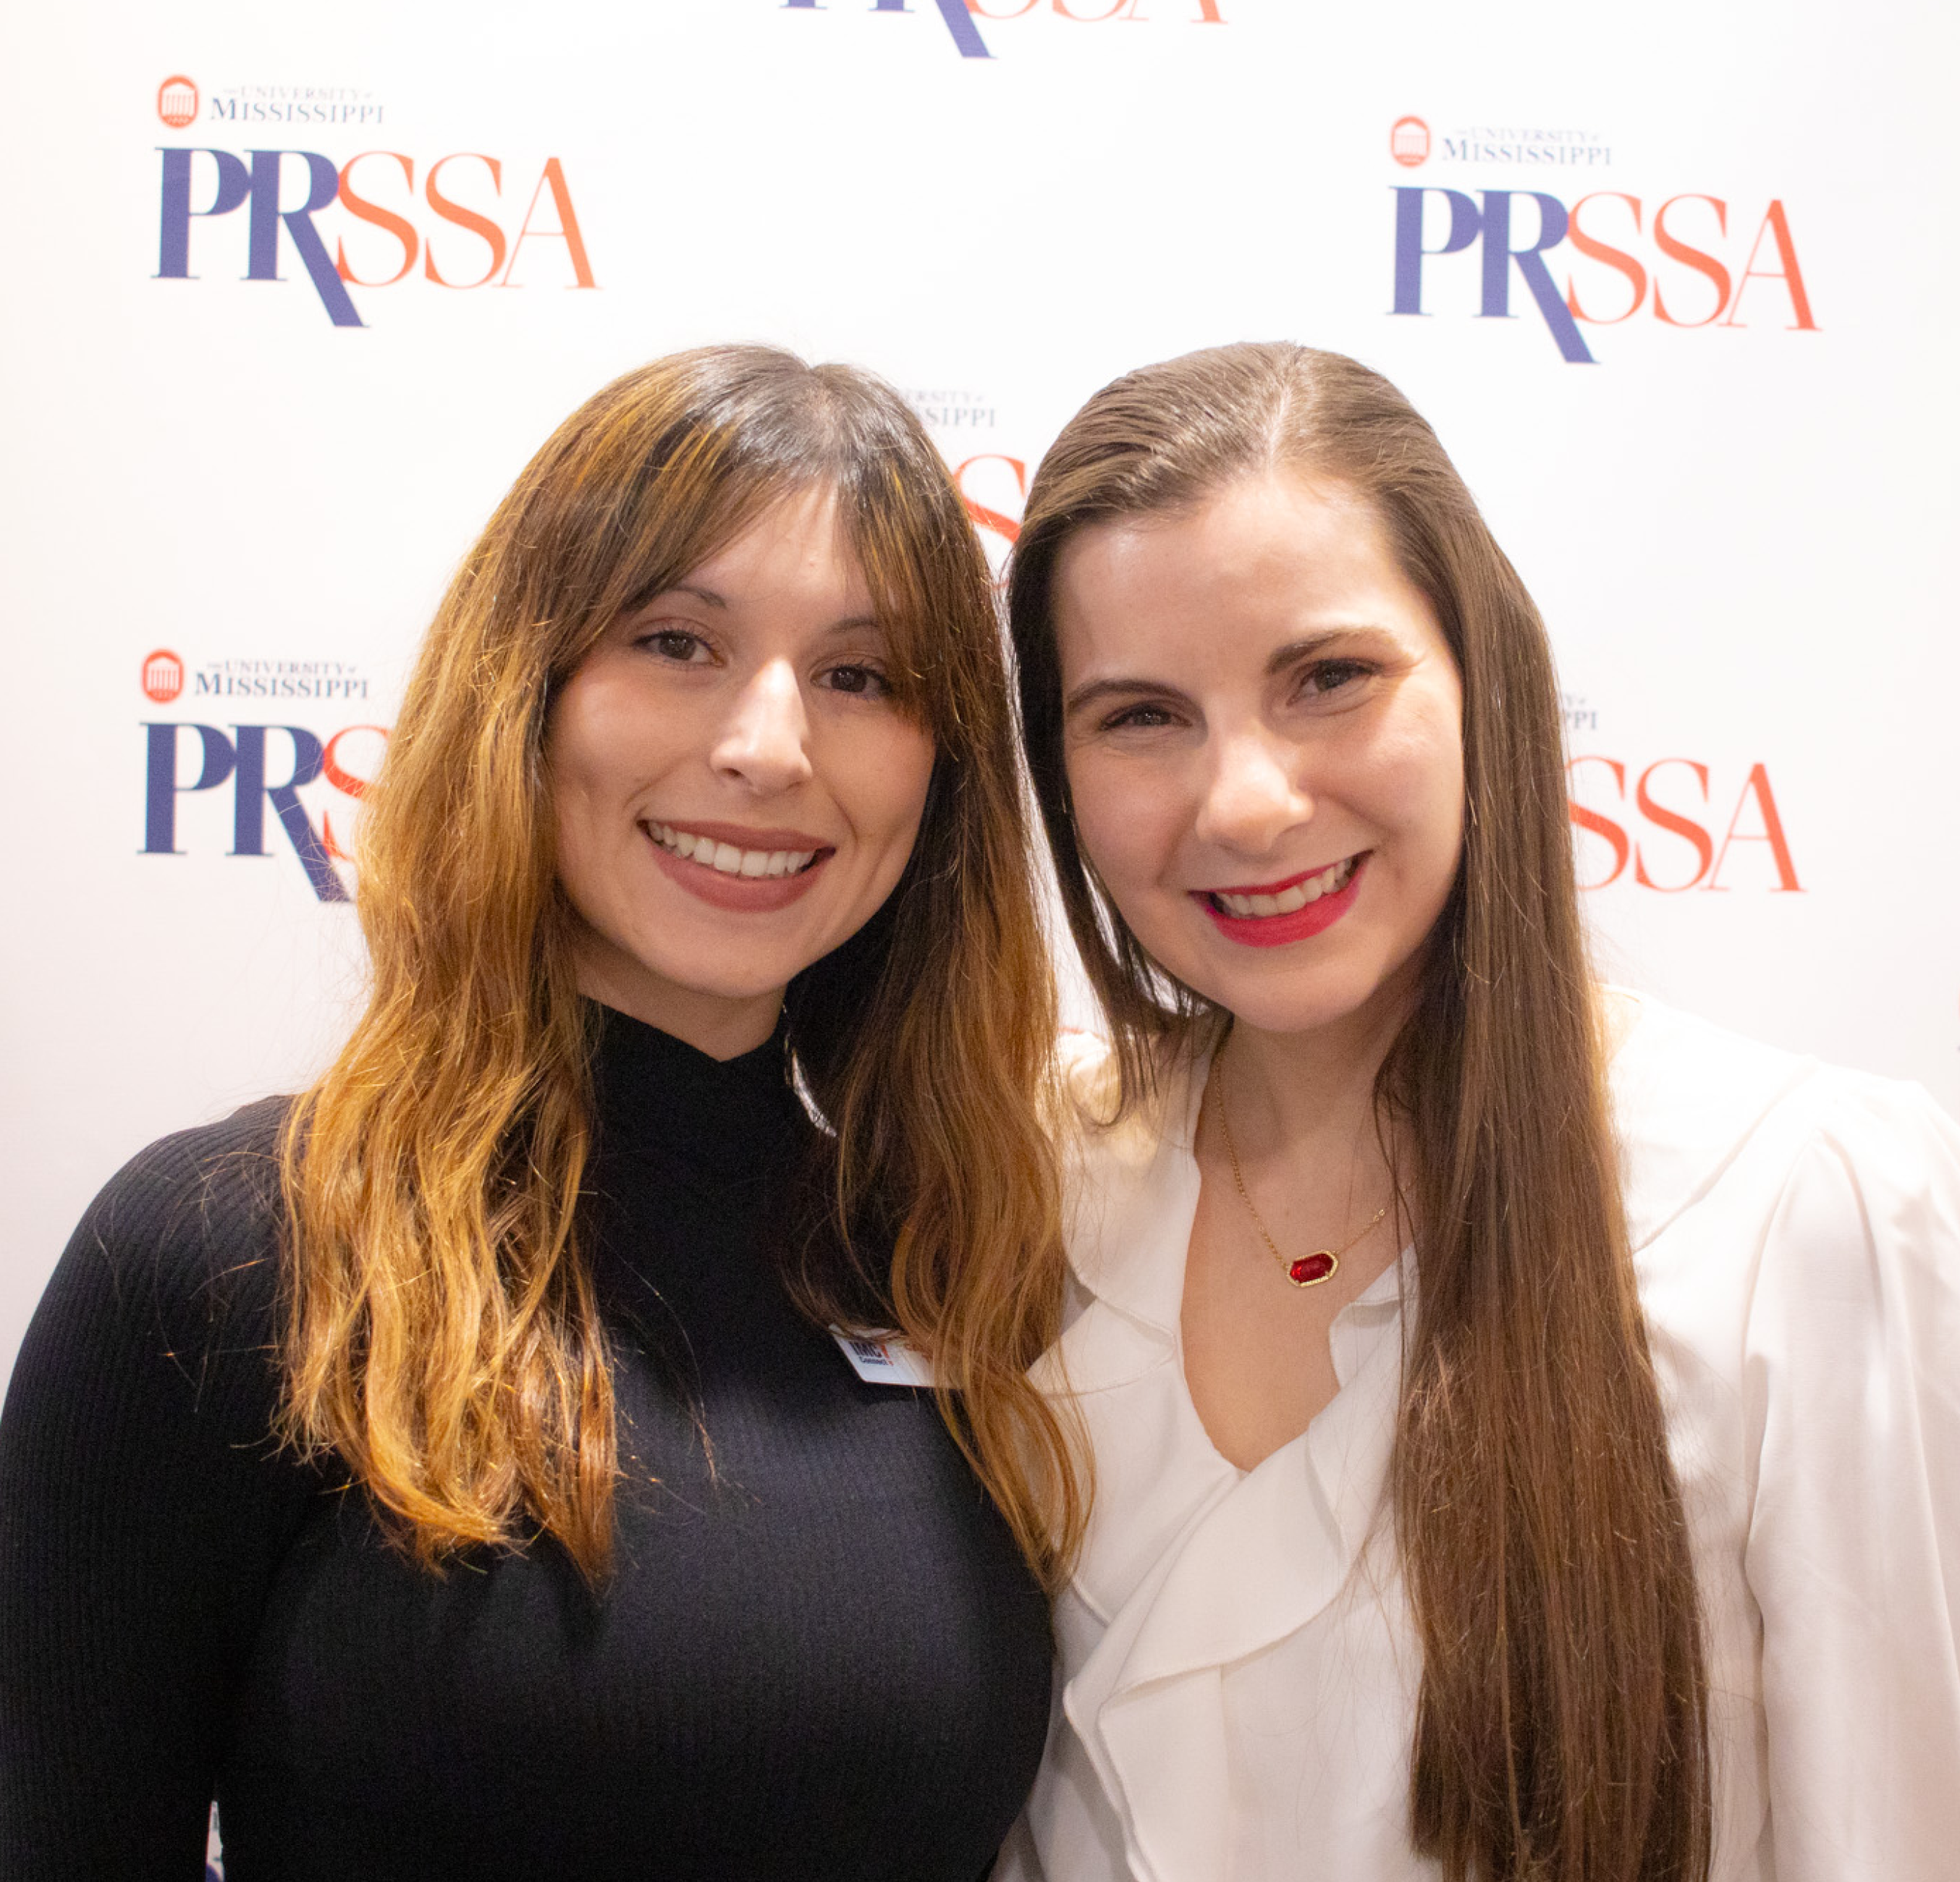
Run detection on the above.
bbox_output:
[654,818,832,852]
[1191,853,1367,949]
[642,819,835,914]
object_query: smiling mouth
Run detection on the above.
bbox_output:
[646,822,826,880]
[1204,854,1359,918]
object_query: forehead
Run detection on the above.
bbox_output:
[672,482,871,606]
[1052,472,1442,672]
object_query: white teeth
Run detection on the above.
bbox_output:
[1212,856,1356,919]
[649,823,819,880]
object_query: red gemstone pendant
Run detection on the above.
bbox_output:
[1288,1252,1338,1287]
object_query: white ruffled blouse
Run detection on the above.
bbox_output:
[1000,995,1960,1882]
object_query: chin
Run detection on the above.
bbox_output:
[1170,938,1425,1042]
[1204,986,1374,1039]
[676,961,811,1004]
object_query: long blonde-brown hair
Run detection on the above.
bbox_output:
[1009,342,1710,1882]
[279,345,1084,1587]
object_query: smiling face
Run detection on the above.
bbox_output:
[1053,470,1465,1042]
[546,484,937,1058]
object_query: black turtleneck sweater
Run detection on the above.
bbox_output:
[0,1011,1052,1881]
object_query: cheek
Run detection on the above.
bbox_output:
[1375,713,1465,881]
[1065,748,1173,895]
[544,668,654,894]
[547,661,689,825]
[544,738,609,926]
[544,703,596,840]
[548,663,626,792]
[846,720,937,857]
[548,732,604,819]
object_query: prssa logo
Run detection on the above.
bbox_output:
[153,75,596,329]
[158,76,198,130]
[1390,117,1429,168]
[1391,184,1816,363]
[142,648,185,704]
[953,451,1026,564]
[1568,756,1801,893]
[906,384,1025,566]
[782,0,1225,62]
[142,719,388,904]
[156,147,595,328]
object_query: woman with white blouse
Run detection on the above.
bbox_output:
[996,341,1960,1882]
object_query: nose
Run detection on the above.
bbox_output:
[1192,727,1313,857]
[711,658,815,796]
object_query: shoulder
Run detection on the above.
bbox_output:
[80,1097,291,1271]
[1050,1030,1207,1335]
[1,1098,306,1566]
[1056,1029,1205,1170]
[43,1097,294,1377]
[1608,990,1960,1262]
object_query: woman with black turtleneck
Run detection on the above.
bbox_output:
[0,348,1081,1880]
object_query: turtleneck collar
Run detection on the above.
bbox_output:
[588,1002,806,1184]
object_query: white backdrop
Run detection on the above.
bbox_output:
[4,0,1958,1392]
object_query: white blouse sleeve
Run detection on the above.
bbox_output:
[1744,1080,1960,1879]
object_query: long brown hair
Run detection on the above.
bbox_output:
[279,345,1084,1587]
[1009,342,1710,1882]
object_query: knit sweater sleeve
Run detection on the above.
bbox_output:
[0,1100,316,1881]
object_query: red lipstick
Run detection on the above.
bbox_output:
[1193,854,1366,949]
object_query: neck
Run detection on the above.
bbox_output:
[572,954,785,1063]
[1217,977,1416,1162]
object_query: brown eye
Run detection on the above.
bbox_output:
[822,664,890,699]
[648,630,709,663]
[1104,701,1178,731]
[1301,659,1369,697]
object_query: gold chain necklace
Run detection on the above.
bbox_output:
[1209,1055,1387,1289]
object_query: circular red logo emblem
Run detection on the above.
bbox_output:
[1390,116,1431,168]
[143,649,185,704]
[157,76,199,130]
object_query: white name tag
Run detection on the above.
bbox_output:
[829,1328,936,1389]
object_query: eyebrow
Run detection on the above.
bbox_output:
[1064,630,1369,718]
[1262,630,1361,674]
[641,583,881,636]
[665,582,726,609]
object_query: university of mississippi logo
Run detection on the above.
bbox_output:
[157,76,198,128]
[142,649,185,703]
[1390,117,1429,167]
